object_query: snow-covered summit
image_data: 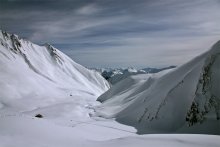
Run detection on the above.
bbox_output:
[95,40,220,134]
[0,30,109,113]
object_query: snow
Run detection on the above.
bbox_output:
[0,115,219,147]
[0,30,109,115]
[96,41,220,134]
[0,30,219,147]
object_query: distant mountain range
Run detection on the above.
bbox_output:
[91,66,176,85]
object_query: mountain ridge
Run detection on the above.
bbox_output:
[95,40,220,134]
[91,66,176,85]
[0,30,110,114]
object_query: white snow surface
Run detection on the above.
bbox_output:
[96,41,220,134]
[0,30,219,147]
[0,115,219,147]
[0,30,109,115]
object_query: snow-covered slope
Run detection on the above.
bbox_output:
[95,41,220,134]
[0,30,109,115]
[0,30,219,147]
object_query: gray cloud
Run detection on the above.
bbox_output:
[0,0,220,68]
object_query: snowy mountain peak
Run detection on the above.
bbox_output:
[44,43,64,64]
[1,30,16,40]
[125,67,138,73]
[0,30,23,54]
[0,30,109,108]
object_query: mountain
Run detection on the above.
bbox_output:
[101,68,145,85]
[0,30,109,114]
[91,66,176,85]
[95,41,220,134]
[0,30,219,146]
[142,66,176,73]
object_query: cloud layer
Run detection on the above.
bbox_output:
[1,0,220,68]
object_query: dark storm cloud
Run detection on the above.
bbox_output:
[0,0,220,68]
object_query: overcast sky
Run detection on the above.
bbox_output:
[1,0,220,68]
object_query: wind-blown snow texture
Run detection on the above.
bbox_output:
[96,41,220,134]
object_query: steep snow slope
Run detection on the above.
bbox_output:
[95,41,220,134]
[0,30,109,115]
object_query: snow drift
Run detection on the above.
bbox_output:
[0,30,109,113]
[95,41,220,134]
